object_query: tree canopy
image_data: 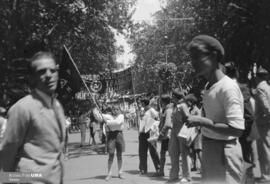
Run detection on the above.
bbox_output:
[0,0,136,107]
[129,0,270,94]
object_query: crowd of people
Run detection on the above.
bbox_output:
[0,35,270,184]
[133,35,270,184]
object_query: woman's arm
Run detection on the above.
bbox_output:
[187,115,243,137]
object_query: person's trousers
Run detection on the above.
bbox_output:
[169,130,191,180]
[79,123,87,145]
[202,136,243,184]
[160,138,169,173]
[239,136,253,164]
[257,125,270,181]
[139,132,160,172]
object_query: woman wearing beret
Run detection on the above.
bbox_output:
[187,35,244,183]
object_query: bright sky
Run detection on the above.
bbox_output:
[115,0,162,70]
[132,0,162,22]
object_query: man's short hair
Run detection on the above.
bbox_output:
[28,51,57,74]
[188,35,225,63]
[256,66,269,80]
[224,62,239,79]
[184,94,198,104]
[172,88,184,99]
[112,105,121,112]
[140,98,150,106]
[105,107,113,114]
[161,94,171,105]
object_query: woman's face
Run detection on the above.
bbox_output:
[190,49,217,80]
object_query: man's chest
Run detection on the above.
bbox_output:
[27,108,64,141]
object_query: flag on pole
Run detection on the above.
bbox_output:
[57,45,85,104]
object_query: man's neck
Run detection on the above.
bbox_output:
[34,88,55,108]
[35,88,54,98]
[144,105,150,111]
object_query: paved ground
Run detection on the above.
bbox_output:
[64,128,202,184]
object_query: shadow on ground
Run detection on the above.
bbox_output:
[66,143,107,159]
[124,153,138,158]
[125,170,140,175]
[78,175,123,181]
[78,175,106,181]
[124,170,168,182]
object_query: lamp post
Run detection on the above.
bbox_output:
[157,5,194,94]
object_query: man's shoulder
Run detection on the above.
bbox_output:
[257,81,270,91]
[6,95,34,119]
[176,102,188,109]
[148,107,157,113]
[167,103,174,109]
[166,104,174,113]
[12,95,36,108]
[117,114,124,118]
[146,107,158,117]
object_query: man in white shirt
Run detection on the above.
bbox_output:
[255,67,270,183]
[138,98,160,175]
[187,35,244,183]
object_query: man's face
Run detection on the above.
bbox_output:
[141,102,146,108]
[186,100,192,107]
[172,95,179,104]
[190,50,216,79]
[161,101,166,109]
[32,56,59,95]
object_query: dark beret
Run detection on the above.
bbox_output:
[188,35,225,57]
[140,98,150,106]
[257,66,268,74]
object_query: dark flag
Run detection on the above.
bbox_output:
[57,45,85,105]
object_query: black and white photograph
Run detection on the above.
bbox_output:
[0,0,270,183]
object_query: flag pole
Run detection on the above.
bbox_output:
[63,45,103,116]
[131,67,140,131]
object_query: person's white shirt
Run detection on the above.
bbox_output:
[106,114,125,131]
[0,116,7,139]
[139,107,159,133]
[65,117,71,128]
[202,75,244,140]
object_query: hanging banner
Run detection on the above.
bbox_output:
[81,74,106,94]
[74,67,133,100]
[111,67,133,94]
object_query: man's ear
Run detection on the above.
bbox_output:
[209,51,219,68]
[56,64,59,70]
